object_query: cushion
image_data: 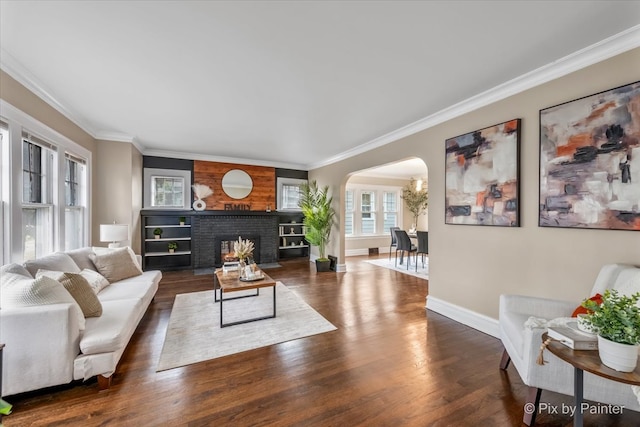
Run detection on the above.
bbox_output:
[572,293,603,317]
[66,247,99,271]
[80,269,110,294]
[23,252,80,277]
[89,247,143,283]
[36,270,102,317]
[0,272,85,329]
[0,262,32,278]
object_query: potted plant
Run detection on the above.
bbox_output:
[167,241,178,253]
[298,180,335,272]
[581,289,640,372]
[401,177,428,233]
[153,228,163,239]
[179,216,186,226]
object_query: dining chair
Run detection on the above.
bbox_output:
[415,231,428,271]
[394,230,417,269]
[388,227,400,260]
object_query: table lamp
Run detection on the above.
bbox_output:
[100,223,129,248]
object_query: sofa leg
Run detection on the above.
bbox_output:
[499,348,511,370]
[97,375,112,390]
[523,387,542,426]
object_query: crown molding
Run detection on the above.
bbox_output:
[0,48,100,138]
[143,148,307,170]
[306,24,640,171]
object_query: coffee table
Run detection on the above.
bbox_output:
[214,269,277,327]
[542,332,640,427]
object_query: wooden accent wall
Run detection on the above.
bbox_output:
[193,161,276,211]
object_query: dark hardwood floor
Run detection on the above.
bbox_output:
[4,255,639,426]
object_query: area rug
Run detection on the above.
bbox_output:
[156,282,336,371]
[364,257,429,279]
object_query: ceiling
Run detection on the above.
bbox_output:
[1,1,639,178]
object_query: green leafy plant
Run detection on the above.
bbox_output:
[582,289,640,345]
[298,180,335,261]
[401,177,428,227]
[167,241,178,251]
[153,228,163,236]
[179,216,186,224]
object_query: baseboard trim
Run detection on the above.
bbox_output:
[426,296,500,338]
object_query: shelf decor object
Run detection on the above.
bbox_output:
[192,183,213,211]
[539,80,640,230]
[445,119,521,226]
[100,223,129,248]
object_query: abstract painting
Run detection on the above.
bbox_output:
[539,81,640,231]
[445,119,520,226]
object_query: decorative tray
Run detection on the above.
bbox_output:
[239,275,265,282]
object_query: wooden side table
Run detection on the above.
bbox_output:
[542,333,640,427]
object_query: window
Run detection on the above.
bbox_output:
[2,99,91,264]
[143,168,191,209]
[345,190,354,236]
[345,185,401,237]
[64,154,86,251]
[276,177,307,211]
[22,138,55,260]
[360,191,376,234]
[151,176,185,207]
[383,191,398,232]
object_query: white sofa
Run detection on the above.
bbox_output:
[0,247,161,396]
[499,263,640,425]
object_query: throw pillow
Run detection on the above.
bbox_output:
[89,247,143,283]
[66,247,99,271]
[36,270,103,317]
[23,252,81,277]
[1,273,85,330]
[0,262,32,278]
[80,269,110,294]
[572,293,603,317]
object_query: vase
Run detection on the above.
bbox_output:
[193,199,206,211]
[238,258,246,278]
[169,249,175,254]
[597,335,639,372]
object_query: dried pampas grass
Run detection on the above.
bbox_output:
[192,184,213,200]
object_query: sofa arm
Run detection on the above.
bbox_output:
[0,304,81,396]
[499,294,577,321]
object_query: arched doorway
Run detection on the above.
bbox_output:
[343,158,428,263]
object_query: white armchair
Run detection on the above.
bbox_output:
[499,263,640,425]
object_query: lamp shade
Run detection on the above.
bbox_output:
[100,224,129,248]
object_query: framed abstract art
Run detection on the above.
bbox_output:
[445,119,521,226]
[539,81,640,231]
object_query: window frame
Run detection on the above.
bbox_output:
[143,168,191,210]
[1,99,91,264]
[276,177,307,211]
[345,184,402,238]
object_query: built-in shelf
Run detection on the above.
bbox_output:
[145,251,191,257]
[141,211,193,270]
[277,213,308,260]
[145,237,191,242]
[279,245,309,249]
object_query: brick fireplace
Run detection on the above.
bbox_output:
[192,213,279,268]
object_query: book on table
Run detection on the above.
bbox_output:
[547,321,598,350]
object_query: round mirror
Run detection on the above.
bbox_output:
[221,169,253,199]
